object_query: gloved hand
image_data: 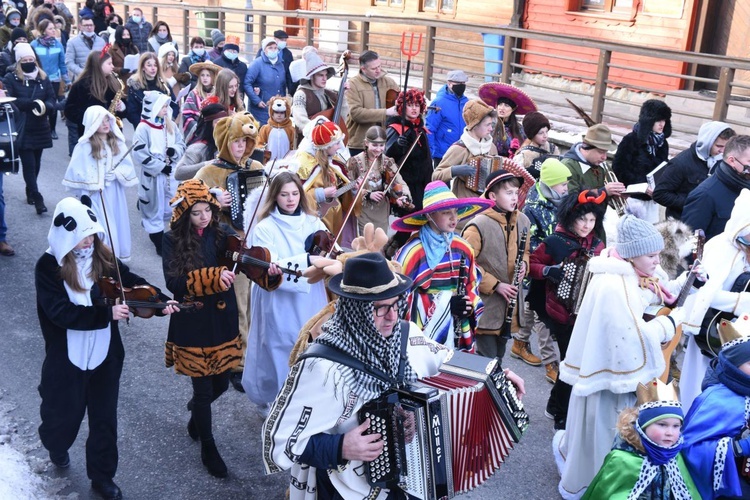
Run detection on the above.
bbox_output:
[690,260,708,283]
[668,307,686,328]
[543,264,563,284]
[451,164,475,178]
[166,147,177,158]
[161,164,173,175]
[396,134,410,148]
[450,295,472,318]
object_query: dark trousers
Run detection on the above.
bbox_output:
[190,372,230,443]
[50,81,60,131]
[19,148,43,195]
[546,321,574,422]
[315,467,414,499]
[38,340,124,482]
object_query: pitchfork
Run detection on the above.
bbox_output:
[399,31,423,124]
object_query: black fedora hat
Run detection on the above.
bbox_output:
[328,252,413,301]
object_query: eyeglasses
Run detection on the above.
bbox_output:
[730,156,750,174]
[373,302,399,317]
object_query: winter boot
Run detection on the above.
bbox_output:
[33,192,48,214]
[25,187,34,205]
[148,231,164,256]
[545,361,559,384]
[510,339,542,366]
[201,439,228,478]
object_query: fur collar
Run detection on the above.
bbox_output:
[587,253,635,276]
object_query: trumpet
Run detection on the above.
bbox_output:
[602,162,627,217]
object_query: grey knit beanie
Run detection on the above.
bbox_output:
[210,29,225,47]
[616,214,664,259]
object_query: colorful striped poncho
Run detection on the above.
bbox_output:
[396,235,482,352]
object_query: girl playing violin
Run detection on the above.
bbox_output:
[242,171,328,418]
[36,197,177,500]
[161,179,249,479]
[347,125,411,235]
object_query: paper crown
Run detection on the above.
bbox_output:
[718,313,750,350]
[635,378,680,409]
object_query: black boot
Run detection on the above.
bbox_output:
[33,192,47,214]
[148,231,164,256]
[187,416,199,441]
[200,439,228,478]
[25,187,34,205]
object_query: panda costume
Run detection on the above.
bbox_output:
[35,197,172,498]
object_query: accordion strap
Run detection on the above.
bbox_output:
[298,320,410,386]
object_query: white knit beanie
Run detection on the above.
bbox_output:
[616,214,664,259]
[14,42,34,61]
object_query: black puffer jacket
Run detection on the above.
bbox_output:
[3,70,55,150]
[651,142,708,220]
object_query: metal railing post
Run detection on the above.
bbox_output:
[423,25,436,97]
[591,49,611,124]
[501,34,514,83]
[713,67,734,121]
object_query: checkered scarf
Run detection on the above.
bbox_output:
[315,296,416,400]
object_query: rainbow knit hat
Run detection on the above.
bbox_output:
[391,181,493,232]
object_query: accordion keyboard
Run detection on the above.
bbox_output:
[361,409,396,484]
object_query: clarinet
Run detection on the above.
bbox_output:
[501,228,528,340]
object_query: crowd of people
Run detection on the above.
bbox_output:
[1,1,750,499]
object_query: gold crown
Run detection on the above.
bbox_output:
[636,378,679,408]
[717,312,750,346]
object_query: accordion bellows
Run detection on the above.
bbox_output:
[359,351,528,498]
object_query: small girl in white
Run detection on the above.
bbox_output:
[132,90,186,256]
[62,106,138,262]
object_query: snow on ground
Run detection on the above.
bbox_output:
[0,392,71,500]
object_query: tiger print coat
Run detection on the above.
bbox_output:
[162,223,243,377]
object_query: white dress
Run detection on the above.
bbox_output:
[242,208,329,405]
[556,252,679,499]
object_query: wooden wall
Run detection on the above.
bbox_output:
[521,0,699,91]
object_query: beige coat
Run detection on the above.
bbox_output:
[344,72,400,149]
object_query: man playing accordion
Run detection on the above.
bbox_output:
[261,252,524,499]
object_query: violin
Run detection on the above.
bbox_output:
[383,168,415,211]
[97,277,203,318]
[307,230,343,258]
[222,235,302,282]
[386,88,399,109]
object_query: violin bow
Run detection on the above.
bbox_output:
[326,152,381,258]
[97,187,129,325]
[384,131,423,194]
[234,159,278,274]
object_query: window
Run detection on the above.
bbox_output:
[580,0,633,12]
[422,0,455,13]
[374,0,402,6]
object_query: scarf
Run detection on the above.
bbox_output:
[635,122,665,156]
[707,348,750,397]
[189,51,207,65]
[419,223,453,270]
[634,420,684,465]
[39,35,56,47]
[716,160,750,191]
[315,296,416,400]
[459,129,493,156]
[537,181,564,207]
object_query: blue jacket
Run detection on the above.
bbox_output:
[211,54,248,93]
[425,84,467,159]
[682,161,743,241]
[30,39,68,83]
[243,53,287,124]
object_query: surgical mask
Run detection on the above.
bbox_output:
[276,41,287,50]
[193,48,205,57]
[452,83,466,97]
[157,33,168,41]
[224,51,238,61]
[9,19,20,27]
[132,16,142,24]
[266,49,278,60]
[20,61,36,73]
[83,30,96,38]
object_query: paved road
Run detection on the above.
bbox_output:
[0,123,561,499]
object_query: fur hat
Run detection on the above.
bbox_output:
[47,196,105,265]
[556,189,607,237]
[637,99,672,140]
[616,214,664,259]
[213,111,260,165]
[157,42,177,62]
[583,123,612,150]
[463,98,495,131]
[539,158,571,187]
[311,119,344,150]
[169,179,222,224]
[14,42,34,61]
[210,29,225,47]
[224,35,240,52]
[522,111,550,140]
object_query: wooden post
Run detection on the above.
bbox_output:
[359,21,369,54]
[258,14,266,47]
[218,11,226,33]
[183,9,190,55]
[423,26,436,97]
[713,67,734,121]
[500,35,514,84]
[305,17,313,46]
[591,49,611,124]
[152,7,158,24]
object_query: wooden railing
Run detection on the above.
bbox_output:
[95,2,750,136]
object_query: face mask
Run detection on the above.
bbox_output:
[73,245,95,261]
[452,83,466,97]
[122,38,131,46]
[83,30,96,38]
[276,41,287,50]
[193,48,205,57]
[132,16,142,23]
[20,61,36,73]
[109,22,118,29]
[224,52,238,61]
[10,19,20,27]
[157,33,168,41]
[266,49,278,60]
